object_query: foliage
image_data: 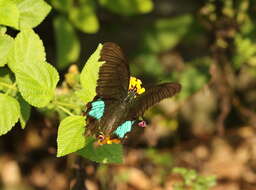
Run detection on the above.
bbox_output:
[78,137,123,164]
[172,167,216,190]
[49,0,154,69]
[0,0,123,163]
[0,0,255,169]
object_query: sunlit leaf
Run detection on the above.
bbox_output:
[0,0,19,28]
[99,0,153,16]
[0,34,14,67]
[8,29,46,72]
[57,115,86,157]
[0,93,20,135]
[16,0,51,29]
[78,138,123,164]
[15,62,59,107]
[80,43,104,103]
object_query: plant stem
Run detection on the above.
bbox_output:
[53,100,80,109]
[5,82,17,95]
[0,81,17,89]
[57,105,74,116]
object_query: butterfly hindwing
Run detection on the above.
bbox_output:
[113,120,135,138]
[128,83,181,119]
[96,42,130,100]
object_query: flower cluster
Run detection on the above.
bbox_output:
[129,77,145,95]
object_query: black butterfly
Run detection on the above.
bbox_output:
[85,42,181,144]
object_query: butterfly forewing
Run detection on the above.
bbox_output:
[128,83,181,119]
[96,42,130,100]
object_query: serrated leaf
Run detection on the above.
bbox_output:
[0,0,19,28]
[141,15,193,53]
[17,94,31,129]
[15,62,59,107]
[69,1,99,34]
[99,0,153,16]
[0,34,14,67]
[75,89,92,104]
[54,16,80,69]
[0,93,20,135]
[78,138,123,164]
[80,43,104,103]
[16,0,51,29]
[57,115,86,157]
[8,29,46,72]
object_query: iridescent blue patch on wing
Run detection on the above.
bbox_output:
[114,120,135,138]
[88,100,105,120]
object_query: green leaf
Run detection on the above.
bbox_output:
[0,26,7,35]
[178,66,209,100]
[54,16,80,69]
[80,43,104,103]
[0,0,19,28]
[99,0,153,16]
[15,62,59,107]
[57,115,86,157]
[233,34,256,68]
[78,138,123,164]
[75,89,93,104]
[8,29,46,72]
[8,29,58,107]
[17,94,31,129]
[0,68,15,92]
[69,0,99,34]
[0,34,14,67]
[16,0,51,29]
[0,93,20,135]
[50,0,72,12]
[141,14,193,53]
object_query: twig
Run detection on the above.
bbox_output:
[71,156,87,190]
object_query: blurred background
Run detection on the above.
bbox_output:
[1,0,256,189]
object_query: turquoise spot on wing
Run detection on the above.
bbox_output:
[88,100,105,119]
[114,120,135,138]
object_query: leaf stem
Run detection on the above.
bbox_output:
[57,105,74,116]
[5,82,17,95]
[0,81,17,90]
[53,100,80,109]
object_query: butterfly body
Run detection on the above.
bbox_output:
[98,100,130,136]
[86,99,131,137]
[85,42,181,144]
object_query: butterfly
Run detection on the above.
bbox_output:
[85,42,181,145]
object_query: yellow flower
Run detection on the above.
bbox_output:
[138,87,145,94]
[129,76,146,95]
